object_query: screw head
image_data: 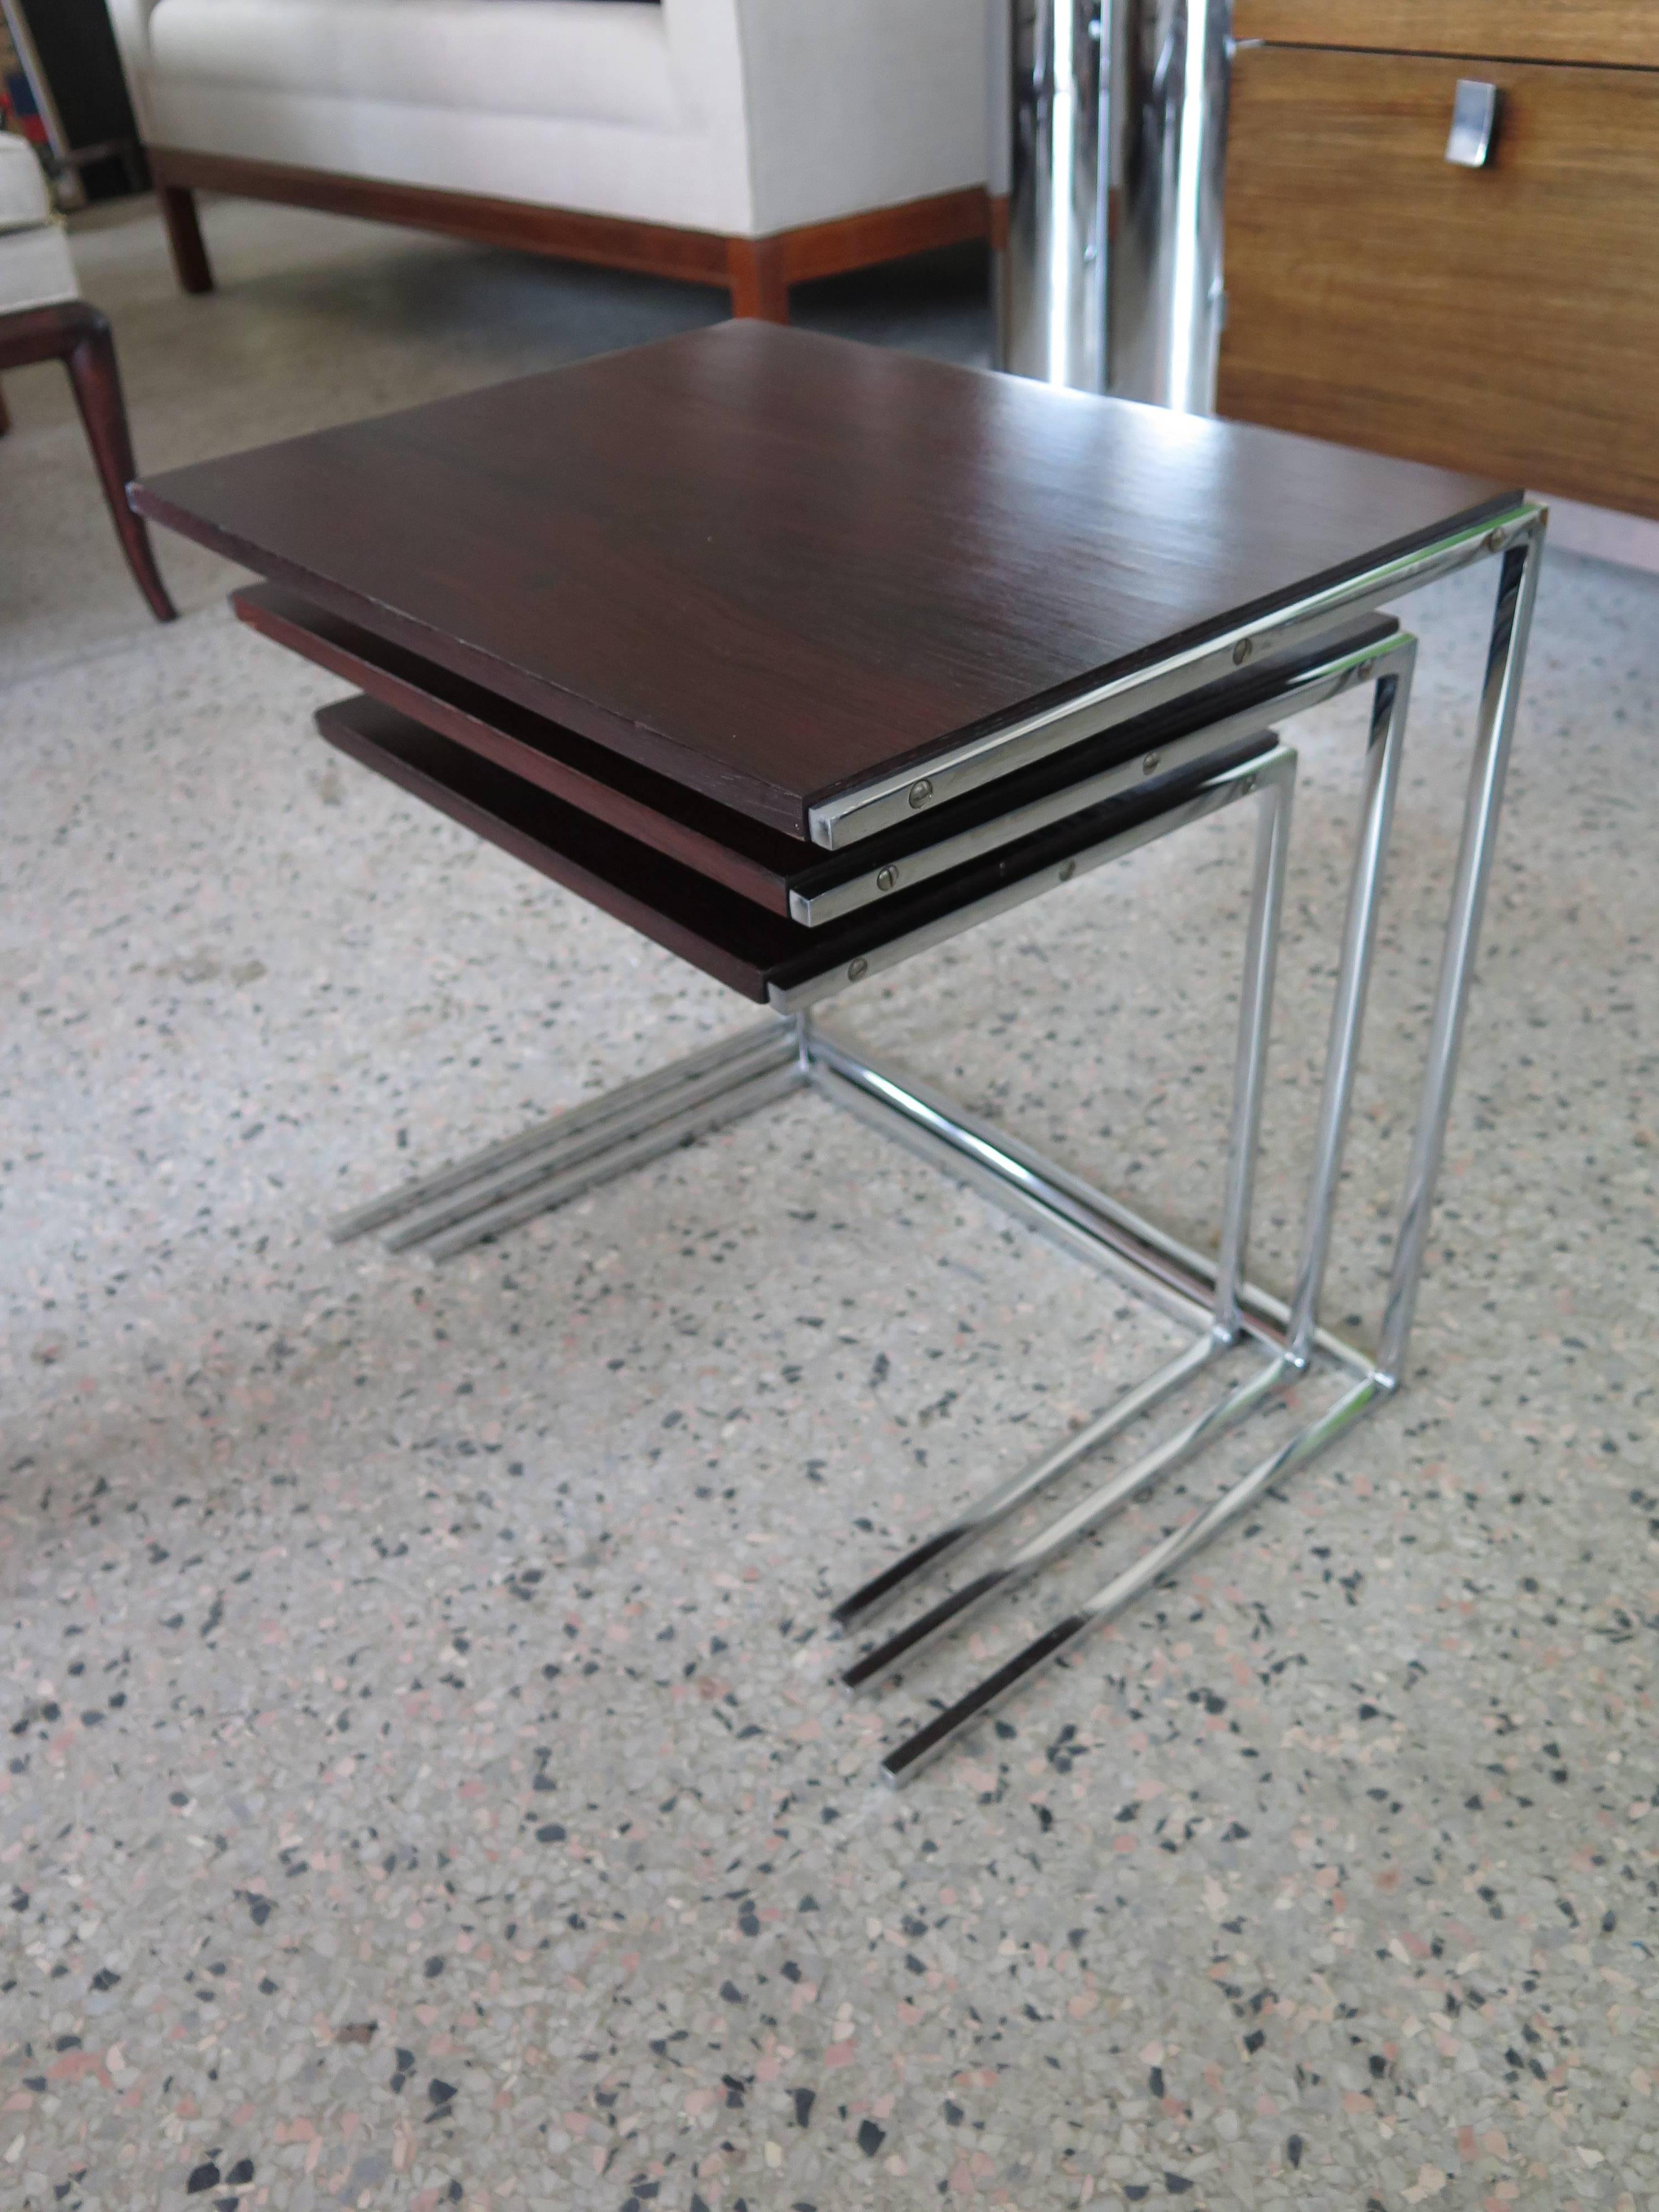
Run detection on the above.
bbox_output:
[1233,639,1254,665]
[1057,859,1076,883]
[1239,773,1258,797]
[847,956,868,982]
[1142,750,1163,776]
[907,778,935,810]
[1487,525,1509,551]
[875,865,898,894]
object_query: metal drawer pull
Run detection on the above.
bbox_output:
[1446,79,1501,169]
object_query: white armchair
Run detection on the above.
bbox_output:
[105,0,990,316]
[1,129,81,316]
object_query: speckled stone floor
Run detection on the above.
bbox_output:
[2,196,1656,2212]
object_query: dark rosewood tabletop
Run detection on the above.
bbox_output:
[134,322,1517,839]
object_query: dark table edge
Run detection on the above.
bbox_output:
[232,581,805,914]
[134,475,1524,843]
[238,581,1402,933]
[797,487,1525,822]
[133,482,808,837]
[320,690,1285,1010]
[316,695,780,1001]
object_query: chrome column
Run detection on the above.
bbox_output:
[1376,521,1546,1383]
[1212,758,1293,1340]
[1105,0,1233,411]
[997,0,1233,411]
[999,0,1111,391]
[1284,642,1416,1364]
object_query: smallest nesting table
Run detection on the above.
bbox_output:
[135,325,1543,1781]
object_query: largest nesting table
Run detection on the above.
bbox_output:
[134,323,1545,1782]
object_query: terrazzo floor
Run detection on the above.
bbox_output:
[2,195,1656,2212]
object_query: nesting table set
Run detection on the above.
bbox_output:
[135,325,1543,1782]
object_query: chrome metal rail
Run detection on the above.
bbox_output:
[329,509,1545,1780]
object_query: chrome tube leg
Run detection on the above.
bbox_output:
[1212,760,1296,1340]
[831,1332,1219,1632]
[1284,645,1417,1364]
[880,1371,1385,1786]
[815,744,1303,1637]
[331,1020,795,1249]
[1376,526,1545,1383]
[420,1059,804,1261]
[841,1350,1290,1689]
[805,1014,1373,1375]
[382,1044,795,1255]
[811,1055,1218,1333]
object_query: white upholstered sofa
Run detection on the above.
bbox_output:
[105,0,990,316]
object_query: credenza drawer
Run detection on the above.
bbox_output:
[1218,46,1659,518]
[1233,2,1659,70]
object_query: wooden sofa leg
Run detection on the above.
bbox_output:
[726,237,789,323]
[158,180,216,294]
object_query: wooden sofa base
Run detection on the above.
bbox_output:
[146,147,988,320]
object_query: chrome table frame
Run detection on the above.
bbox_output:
[334,506,1545,1783]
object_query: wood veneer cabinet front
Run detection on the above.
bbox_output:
[1218,46,1659,518]
[1233,1,1659,69]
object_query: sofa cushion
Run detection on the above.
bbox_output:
[145,0,680,132]
[0,131,55,233]
[0,220,79,312]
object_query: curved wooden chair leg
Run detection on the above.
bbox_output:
[60,305,178,622]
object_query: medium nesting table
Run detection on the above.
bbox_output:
[134,324,1543,1782]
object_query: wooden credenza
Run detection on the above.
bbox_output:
[1220,3,1659,519]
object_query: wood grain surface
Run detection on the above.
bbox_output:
[317,696,806,1000]
[138,326,1511,838]
[1234,2,1659,69]
[241,585,1396,927]
[1219,48,1659,518]
[234,582,815,913]
[317,693,1276,1002]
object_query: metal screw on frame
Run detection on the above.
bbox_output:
[908,779,934,810]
